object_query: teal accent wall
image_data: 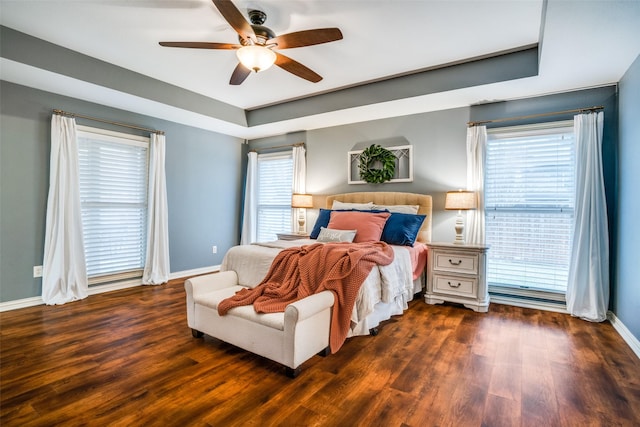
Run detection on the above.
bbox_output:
[616,54,640,342]
[0,81,244,302]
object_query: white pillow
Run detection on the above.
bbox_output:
[331,200,374,210]
[373,204,420,214]
[316,227,357,243]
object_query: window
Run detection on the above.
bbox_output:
[256,152,293,242]
[77,126,149,283]
[484,121,575,296]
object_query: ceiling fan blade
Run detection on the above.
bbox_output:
[230,63,251,85]
[159,41,240,49]
[274,52,322,83]
[270,28,343,50]
[212,0,255,43]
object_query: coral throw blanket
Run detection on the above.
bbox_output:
[217,241,394,353]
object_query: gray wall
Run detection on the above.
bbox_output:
[247,107,471,243]
[616,54,640,341]
[0,81,244,302]
[303,107,470,243]
[250,86,619,258]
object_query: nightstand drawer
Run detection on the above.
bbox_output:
[433,275,475,296]
[434,252,478,274]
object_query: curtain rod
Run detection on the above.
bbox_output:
[53,109,164,135]
[467,105,604,127]
[249,142,305,153]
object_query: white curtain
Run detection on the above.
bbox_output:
[142,133,170,285]
[566,112,609,322]
[292,145,307,231]
[466,125,487,244]
[42,115,88,305]
[240,151,258,245]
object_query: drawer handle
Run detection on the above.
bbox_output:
[447,281,461,288]
[448,259,462,266]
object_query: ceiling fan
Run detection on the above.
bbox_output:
[159,0,343,85]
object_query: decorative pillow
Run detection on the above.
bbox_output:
[310,208,332,239]
[381,213,426,246]
[328,211,391,243]
[310,207,387,239]
[316,227,357,243]
[373,204,420,214]
[331,201,374,210]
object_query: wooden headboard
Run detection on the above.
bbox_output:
[325,192,432,243]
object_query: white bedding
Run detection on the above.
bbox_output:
[220,239,420,337]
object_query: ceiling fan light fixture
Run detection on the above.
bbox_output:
[236,45,276,73]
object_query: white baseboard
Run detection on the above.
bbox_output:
[0,296,44,312]
[168,265,220,280]
[0,265,221,312]
[88,278,142,295]
[607,311,640,359]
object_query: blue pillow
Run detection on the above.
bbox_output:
[310,208,332,239]
[381,213,426,246]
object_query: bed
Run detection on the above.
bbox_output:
[220,191,432,338]
[185,191,432,376]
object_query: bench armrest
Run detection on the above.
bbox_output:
[285,290,335,323]
[185,271,239,299]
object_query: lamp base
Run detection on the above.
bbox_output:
[453,210,465,244]
[297,210,306,234]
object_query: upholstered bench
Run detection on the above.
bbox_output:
[184,271,335,377]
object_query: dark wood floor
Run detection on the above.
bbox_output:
[1,280,639,427]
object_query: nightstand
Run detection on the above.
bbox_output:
[424,242,490,312]
[276,232,310,241]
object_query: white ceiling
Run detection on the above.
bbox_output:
[1,0,639,139]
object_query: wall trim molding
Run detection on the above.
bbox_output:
[169,265,219,280]
[88,278,142,295]
[0,265,221,312]
[607,311,640,359]
[0,296,44,312]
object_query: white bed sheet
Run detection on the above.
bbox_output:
[220,239,419,337]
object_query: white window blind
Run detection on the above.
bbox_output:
[485,121,575,294]
[77,126,149,280]
[257,152,293,242]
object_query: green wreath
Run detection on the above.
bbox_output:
[358,144,396,184]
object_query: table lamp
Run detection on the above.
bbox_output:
[445,190,477,244]
[291,193,314,234]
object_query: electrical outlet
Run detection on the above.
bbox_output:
[33,265,43,278]
[212,246,217,254]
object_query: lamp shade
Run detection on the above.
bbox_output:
[291,193,314,209]
[445,190,477,210]
[236,45,276,73]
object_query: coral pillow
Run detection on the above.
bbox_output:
[328,211,391,243]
